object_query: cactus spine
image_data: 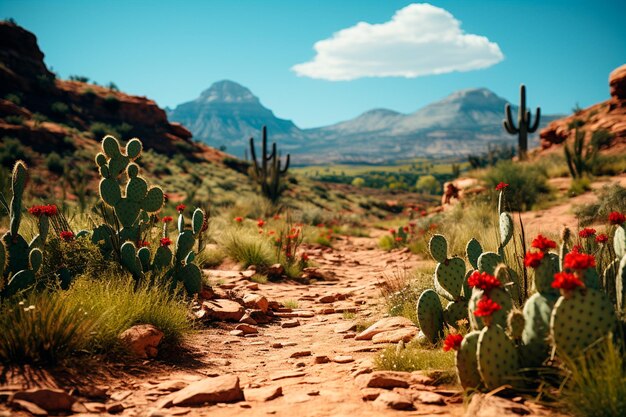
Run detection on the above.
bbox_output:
[249,126,290,202]
[503,84,541,160]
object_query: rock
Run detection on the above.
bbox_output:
[414,391,445,405]
[355,371,410,389]
[84,402,106,412]
[355,317,415,341]
[243,294,269,313]
[441,177,486,207]
[361,388,382,401]
[106,402,125,414]
[229,330,245,337]
[235,324,258,335]
[281,319,300,328]
[12,400,48,416]
[248,309,272,324]
[244,386,283,402]
[270,371,306,381]
[296,311,315,318]
[610,64,626,100]
[372,327,417,344]
[334,322,357,333]
[313,355,330,364]
[290,350,311,358]
[331,355,354,364]
[71,401,88,413]
[12,388,75,412]
[118,324,164,359]
[318,295,336,303]
[202,300,245,322]
[302,267,337,281]
[372,391,415,411]
[343,332,356,339]
[239,312,258,325]
[163,375,244,407]
[465,393,532,417]
[267,264,285,278]
[76,385,108,399]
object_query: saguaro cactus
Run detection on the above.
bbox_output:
[249,126,290,202]
[503,85,541,160]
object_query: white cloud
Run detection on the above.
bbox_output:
[292,3,504,81]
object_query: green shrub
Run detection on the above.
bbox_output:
[69,75,90,83]
[4,115,24,125]
[219,231,273,268]
[483,161,549,211]
[4,93,21,105]
[0,136,31,167]
[415,175,440,194]
[569,177,591,197]
[0,290,97,364]
[575,185,626,226]
[104,95,120,111]
[45,152,64,175]
[50,101,69,114]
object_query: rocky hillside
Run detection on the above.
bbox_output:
[167,80,306,155]
[539,64,626,154]
[0,21,224,163]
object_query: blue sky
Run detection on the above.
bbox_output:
[2,0,625,127]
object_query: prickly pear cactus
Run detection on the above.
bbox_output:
[615,225,626,259]
[455,331,482,390]
[444,300,469,329]
[533,254,560,297]
[435,257,466,300]
[550,288,616,359]
[469,287,512,330]
[507,309,525,341]
[477,324,519,390]
[616,255,626,312]
[416,289,444,344]
[429,234,448,263]
[478,252,501,275]
[520,293,556,367]
[499,212,514,248]
[466,238,483,270]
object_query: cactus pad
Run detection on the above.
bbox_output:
[2,232,29,275]
[152,246,173,271]
[5,269,36,297]
[550,288,616,359]
[478,252,501,275]
[192,208,205,236]
[142,187,164,213]
[178,263,202,295]
[429,234,448,263]
[444,300,468,328]
[435,257,466,299]
[466,238,483,270]
[100,178,122,206]
[499,212,514,247]
[616,255,626,311]
[615,226,626,258]
[416,289,444,344]
[115,200,141,228]
[455,331,482,390]
[126,138,143,159]
[520,293,556,367]
[126,177,148,202]
[533,254,560,296]
[29,248,43,273]
[477,324,519,390]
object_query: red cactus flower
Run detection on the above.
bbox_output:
[443,333,464,352]
[524,251,544,268]
[474,296,502,317]
[389,229,396,235]
[301,253,309,261]
[28,204,58,217]
[162,216,173,223]
[268,230,275,235]
[467,271,501,291]
[176,204,186,213]
[60,231,75,242]
[395,237,403,242]
[495,182,509,191]
[564,252,596,270]
[257,219,265,228]
[403,226,409,233]
[28,206,44,217]
[609,211,626,226]
[552,272,585,290]
[137,240,150,248]
[595,234,609,244]
[531,234,557,251]
[579,228,596,238]
[420,210,427,217]
[160,237,173,247]
[571,244,583,253]
[234,217,243,223]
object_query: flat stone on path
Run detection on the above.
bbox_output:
[355,316,415,341]
[355,371,411,389]
[12,388,75,412]
[331,355,354,363]
[202,300,245,322]
[162,375,244,407]
[372,391,415,410]
[244,386,283,402]
[290,350,311,358]
[270,371,306,381]
[372,327,418,344]
[281,319,300,328]
[465,393,533,417]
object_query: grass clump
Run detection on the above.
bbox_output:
[375,339,456,377]
[482,160,550,211]
[282,299,299,309]
[219,230,273,269]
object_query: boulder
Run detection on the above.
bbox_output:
[162,375,244,407]
[244,386,283,402]
[242,294,269,313]
[12,388,75,412]
[372,327,418,344]
[372,391,415,410]
[610,64,626,100]
[118,324,164,358]
[355,371,411,389]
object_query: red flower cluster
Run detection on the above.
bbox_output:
[257,219,265,228]
[467,271,501,291]
[28,204,58,217]
[524,251,544,268]
[389,229,396,235]
[595,234,609,244]
[552,272,585,290]
[609,211,626,226]
[60,231,74,242]
[137,240,150,248]
[442,334,464,352]
[301,253,309,261]
[474,296,502,317]
[234,217,243,223]
[531,234,557,251]
[495,182,509,191]
[162,216,173,223]
[564,251,595,270]
[176,204,186,213]
[578,228,596,238]
[160,237,173,247]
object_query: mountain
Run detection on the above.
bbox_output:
[301,88,559,163]
[171,82,559,164]
[167,81,305,155]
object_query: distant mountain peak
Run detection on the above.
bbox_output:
[198,80,259,104]
[360,108,403,117]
